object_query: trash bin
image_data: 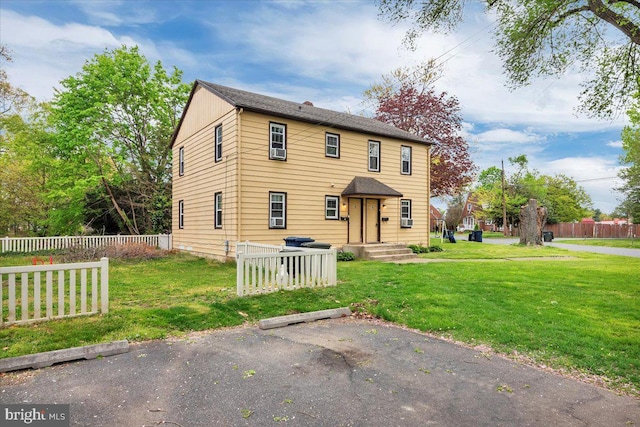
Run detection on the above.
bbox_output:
[283,236,315,247]
[301,242,332,249]
[543,231,553,242]
[280,248,303,278]
[473,230,483,242]
[468,232,475,242]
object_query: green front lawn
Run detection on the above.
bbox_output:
[1,244,638,395]
[554,238,640,249]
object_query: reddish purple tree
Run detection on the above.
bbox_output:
[374,83,476,197]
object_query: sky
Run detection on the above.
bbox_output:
[0,0,629,214]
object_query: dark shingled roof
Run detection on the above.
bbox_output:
[196,80,430,145]
[342,177,403,198]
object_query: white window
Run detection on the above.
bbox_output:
[467,203,473,213]
[214,192,222,229]
[401,199,413,227]
[269,192,286,228]
[178,146,184,176]
[269,122,286,160]
[326,133,340,158]
[368,140,380,172]
[178,200,184,229]
[325,196,339,220]
[401,146,411,175]
[215,125,222,162]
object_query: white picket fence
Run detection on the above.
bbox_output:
[1,234,172,253]
[0,258,109,326]
[236,242,337,297]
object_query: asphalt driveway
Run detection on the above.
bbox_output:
[1,318,638,426]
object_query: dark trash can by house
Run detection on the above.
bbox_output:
[468,232,475,242]
[283,236,315,247]
[301,242,332,249]
[543,231,554,242]
[473,230,483,242]
[280,248,303,277]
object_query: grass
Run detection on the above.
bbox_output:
[1,244,639,395]
[554,238,639,249]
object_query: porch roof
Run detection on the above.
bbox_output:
[341,177,403,198]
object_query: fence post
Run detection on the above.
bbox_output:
[236,252,245,296]
[101,257,109,314]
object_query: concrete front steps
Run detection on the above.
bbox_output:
[342,243,417,262]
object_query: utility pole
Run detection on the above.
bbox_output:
[502,159,508,236]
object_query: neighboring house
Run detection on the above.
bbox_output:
[458,193,493,231]
[170,81,433,261]
[459,194,479,231]
[429,205,443,231]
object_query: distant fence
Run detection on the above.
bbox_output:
[543,223,638,239]
[1,234,172,253]
[1,258,109,327]
[236,241,337,297]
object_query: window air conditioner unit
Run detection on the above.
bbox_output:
[270,148,286,160]
[271,218,284,227]
[401,218,413,228]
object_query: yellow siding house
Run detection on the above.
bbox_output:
[170,81,432,261]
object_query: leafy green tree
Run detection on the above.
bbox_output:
[618,92,640,223]
[0,103,54,235]
[378,0,640,118]
[50,46,190,234]
[473,155,592,227]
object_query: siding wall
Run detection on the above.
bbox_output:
[173,86,431,261]
[237,111,430,249]
[172,86,240,259]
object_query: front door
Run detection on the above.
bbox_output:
[348,198,363,243]
[365,198,380,243]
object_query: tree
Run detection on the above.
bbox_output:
[50,46,190,234]
[378,0,640,119]
[473,155,592,231]
[0,103,54,235]
[618,92,640,223]
[365,66,476,196]
[519,198,547,246]
[444,193,466,230]
[0,45,32,116]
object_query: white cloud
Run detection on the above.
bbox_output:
[474,129,544,144]
[540,157,624,213]
[0,9,196,101]
[607,140,623,148]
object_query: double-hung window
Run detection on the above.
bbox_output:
[214,192,222,229]
[400,199,412,228]
[178,200,184,229]
[401,146,412,175]
[178,147,184,176]
[269,122,286,160]
[325,196,339,220]
[215,125,223,163]
[269,192,286,228]
[326,133,340,158]
[368,140,380,172]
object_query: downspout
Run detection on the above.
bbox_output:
[236,107,244,251]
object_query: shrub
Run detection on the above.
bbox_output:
[408,244,429,254]
[59,243,169,262]
[337,251,355,261]
[428,245,443,252]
